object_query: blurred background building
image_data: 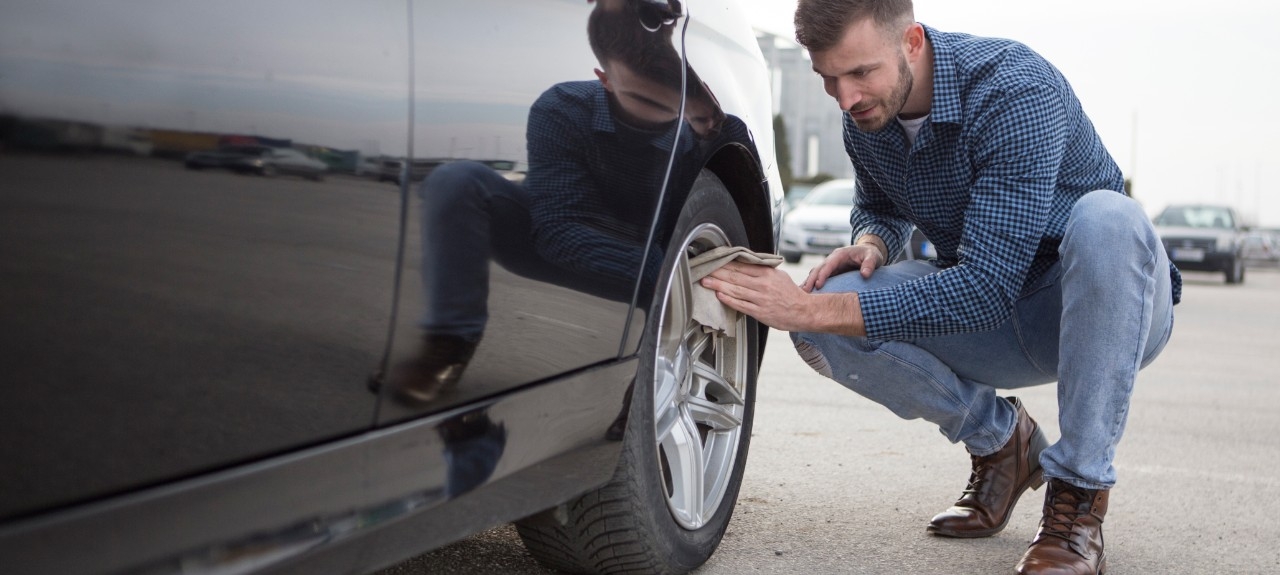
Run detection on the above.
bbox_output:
[756,30,853,191]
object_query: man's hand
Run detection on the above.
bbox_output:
[802,241,886,293]
[701,261,866,336]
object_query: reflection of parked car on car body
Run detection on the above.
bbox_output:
[186,145,327,181]
[183,145,273,170]
[0,1,782,574]
[236,147,328,181]
[1152,204,1249,284]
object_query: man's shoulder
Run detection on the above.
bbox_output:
[533,80,602,113]
[530,80,607,137]
[931,27,1065,95]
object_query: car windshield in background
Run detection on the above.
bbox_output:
[804,183,855,206]
[1155,206,1235,229]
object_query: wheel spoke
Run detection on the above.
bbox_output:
[692,362,745,407]
[660,406,705,526]
[663,250,694,347]
[684,395,742,431]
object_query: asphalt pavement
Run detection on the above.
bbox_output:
[381,262,1280,575]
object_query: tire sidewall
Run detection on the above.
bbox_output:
[619,172,759,569]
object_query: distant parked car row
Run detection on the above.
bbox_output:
[185,145,328,181]
[1241,232,1280,266]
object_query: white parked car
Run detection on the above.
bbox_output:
[779,179,856,263]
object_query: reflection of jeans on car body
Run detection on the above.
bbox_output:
[791,190,1174,489]
[418,161,634,340]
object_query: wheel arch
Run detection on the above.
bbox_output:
[702,142,779,354]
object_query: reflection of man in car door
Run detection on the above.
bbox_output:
[392,2,728,404]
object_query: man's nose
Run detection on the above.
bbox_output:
[835,78,863,111]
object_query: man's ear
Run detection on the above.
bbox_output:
[903,23,925,60]
[594,67,612,91]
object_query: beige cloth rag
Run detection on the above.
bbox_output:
[688,246,784,334]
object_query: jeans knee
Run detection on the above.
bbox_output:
[420,160,491,202]
[791,333,834,379]
[1065,190,1159,255]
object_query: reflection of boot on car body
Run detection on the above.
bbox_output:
[391,334,481,405]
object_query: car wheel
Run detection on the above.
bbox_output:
[1225,255,1245,284]
[781,250,801,264]
[260,165,277,177]
[515,172,758,574]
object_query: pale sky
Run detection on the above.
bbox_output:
[742,0,1280,227]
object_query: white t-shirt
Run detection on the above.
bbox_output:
[898,115,929,148]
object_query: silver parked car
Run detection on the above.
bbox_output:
[236,147,328,180]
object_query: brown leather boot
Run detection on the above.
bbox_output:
[1015,479,1109,575]
[390,333,480,405]
[927,397,1048,538]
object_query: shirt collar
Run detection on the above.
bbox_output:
[589,81,689,153]
[922,24,963,125]
[590,83,617,134]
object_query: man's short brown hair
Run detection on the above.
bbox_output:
[794,0,914,52]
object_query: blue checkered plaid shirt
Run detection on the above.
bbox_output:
[848,25,1182,340]
[526,81,688,286]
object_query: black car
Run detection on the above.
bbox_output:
[0,1,783,574]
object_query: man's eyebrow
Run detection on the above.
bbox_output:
[620,90,678,114]
[812,63,879,77]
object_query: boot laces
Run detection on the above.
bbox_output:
[1040,484,1095,553]
[961,452,992,496]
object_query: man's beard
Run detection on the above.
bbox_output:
[849,53,913,133]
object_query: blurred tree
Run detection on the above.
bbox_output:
[773,114,793,193]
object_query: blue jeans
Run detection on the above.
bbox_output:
[418,161,632,338]
[790,191,1174,489]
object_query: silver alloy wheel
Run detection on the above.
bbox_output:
[652,223,750,530]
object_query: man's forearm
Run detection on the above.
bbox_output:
[807,292,867,337]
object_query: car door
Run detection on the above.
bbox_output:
[376,0,688,419]
[0,1,407,521]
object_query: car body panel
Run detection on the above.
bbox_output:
[0,0,781,573]
[0,0,410,521]
[0,359,634,575]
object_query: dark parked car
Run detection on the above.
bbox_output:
[0,1,782,575]
[1153,204,1249,284]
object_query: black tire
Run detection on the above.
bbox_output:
[515,172,759,574]
[1225,255,1245,284]
[781,250,801,264]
